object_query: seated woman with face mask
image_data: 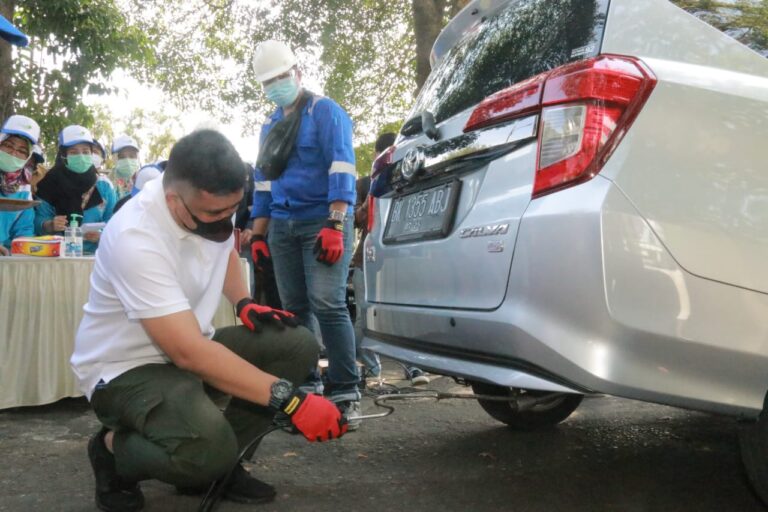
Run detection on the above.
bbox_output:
[0,114,40,256]
[34,125,117,254]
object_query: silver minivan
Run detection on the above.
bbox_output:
[363,0,768,503]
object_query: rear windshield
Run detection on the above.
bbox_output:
[670,0,768,58]
[411,0,611,125]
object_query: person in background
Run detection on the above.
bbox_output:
[113,162,163,214]
[250,40,361,427]
[28,143,48,194]
[0,114,40,255]
[92,139,108,175]
[352,132,429,385]
[34,125,117,254]
[239,163,282,308]
[350,153,381,381]
[111,134,140,200]
[71,130,345,512]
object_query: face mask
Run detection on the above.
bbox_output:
[179,196,233,243]
[0,150,28,173]
[115,158,139,178]
[264,75,300,107]
[92,154,103,169]
[66,154,93,174]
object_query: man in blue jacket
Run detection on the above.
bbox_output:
[249,40,362,428]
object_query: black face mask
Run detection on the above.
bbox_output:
[179,196,234,243]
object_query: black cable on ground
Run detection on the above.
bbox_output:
[197,424,285,512]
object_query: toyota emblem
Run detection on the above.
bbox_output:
[401,146,425,180]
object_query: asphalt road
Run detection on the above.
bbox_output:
[1,361,765,512]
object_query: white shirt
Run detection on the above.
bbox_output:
[70,177,233,399]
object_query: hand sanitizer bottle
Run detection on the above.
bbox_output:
[64,214,83,257]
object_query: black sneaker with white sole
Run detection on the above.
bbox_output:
[88,428,144,512]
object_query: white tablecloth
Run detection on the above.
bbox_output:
[0,256,249,409]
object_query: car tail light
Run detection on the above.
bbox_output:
[463,55,656,198]
[464,74,546,132]
[367,194,376,233]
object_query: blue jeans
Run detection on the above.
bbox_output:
[269,217,360,402]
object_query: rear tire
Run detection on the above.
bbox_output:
[471,382,582,430]
[739,397,768,507]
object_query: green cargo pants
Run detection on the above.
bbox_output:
[90,324,318,487]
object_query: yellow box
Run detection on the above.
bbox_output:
[11,236,63,257]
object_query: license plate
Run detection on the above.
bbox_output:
[383,181,461,244]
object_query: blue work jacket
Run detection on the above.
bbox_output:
[251,94,357,220]
[0,187,34,249]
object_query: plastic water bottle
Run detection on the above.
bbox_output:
[64,214,83,257]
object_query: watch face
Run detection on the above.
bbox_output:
[272,380,293,400]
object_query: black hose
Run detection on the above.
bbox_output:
[197,424,285,512]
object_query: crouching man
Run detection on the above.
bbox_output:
[71,129,346,512]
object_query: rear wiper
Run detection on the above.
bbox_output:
[400,110,441,141]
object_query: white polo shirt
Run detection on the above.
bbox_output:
[70,177,233,399]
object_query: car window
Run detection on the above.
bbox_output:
[411,0,611,125]
[669,0,768,58]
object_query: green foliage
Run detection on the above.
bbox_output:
[130,0,416,140]
[9,0,153,152]
[118,107,180,162]
[669,0,768,56]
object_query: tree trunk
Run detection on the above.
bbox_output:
[411,0,471,95]
[412,0,445,94]
[0,0,16,122]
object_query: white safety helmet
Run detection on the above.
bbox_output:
[112,134,139,154]
[1,114,40,145]
[252,40,298,82]
[59,125,94,148]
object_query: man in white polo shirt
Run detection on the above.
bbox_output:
[71,129,346,512]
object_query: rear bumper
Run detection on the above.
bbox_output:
[364,176,768,418]
[363,329,586,394]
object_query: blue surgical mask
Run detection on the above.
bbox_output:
[264,76,300,107]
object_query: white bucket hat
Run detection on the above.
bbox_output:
[131,164,162,196]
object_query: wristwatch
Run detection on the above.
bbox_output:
[328,210,346,222]
[268,379,295,411]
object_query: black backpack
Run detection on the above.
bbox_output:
[256,90,313,180]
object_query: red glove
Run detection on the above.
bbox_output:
[283,390,348,442]
[313,219,344,266]
[236,298,299,331]
[250,234,272,272]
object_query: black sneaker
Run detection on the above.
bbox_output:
[88,428,144,512]
[221,464,277,504]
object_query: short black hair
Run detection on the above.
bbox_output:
[163,129,246,194]
[374,132,396,154]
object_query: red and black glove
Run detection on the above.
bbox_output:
[313,219,344,266]
[283,390,348,442]
[236,298,299,331]
[250,234,272,272]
